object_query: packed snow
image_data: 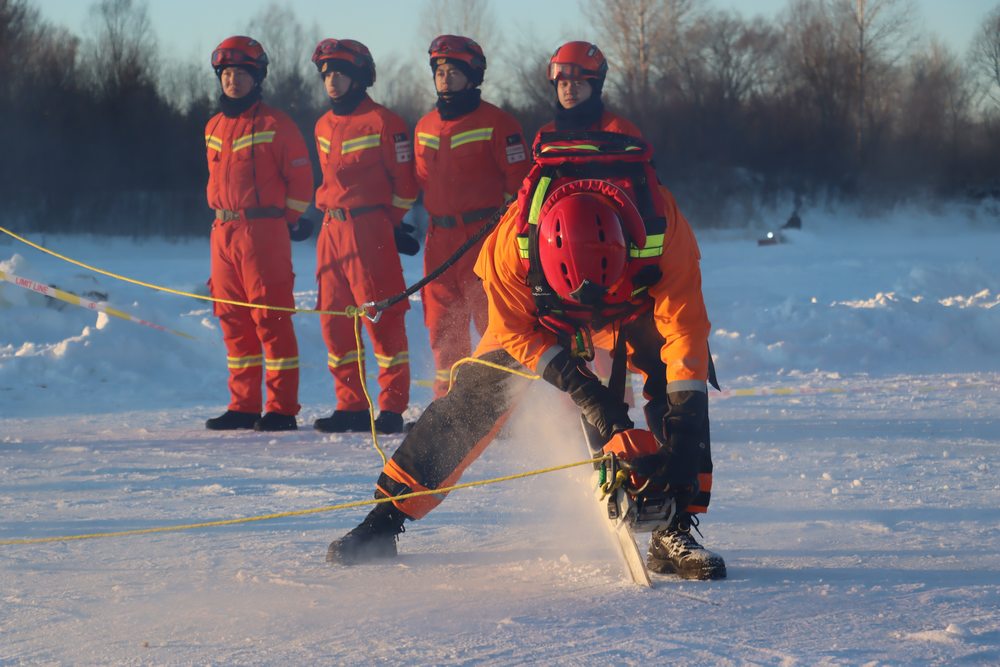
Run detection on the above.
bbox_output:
[1,201,999,665]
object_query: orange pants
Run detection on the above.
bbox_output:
[422,221,489,397]
[317,209,410,413]
[209,218,300,415]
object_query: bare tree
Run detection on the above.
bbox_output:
[902,40,972,149]
[419,0,494,48]
[970,4,1000,108]
[246,3,323,115]
[836,0,917,156]
[679,11,780,110]
[83,0,155,97]
[585,0,695,114]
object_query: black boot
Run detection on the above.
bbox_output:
[373,410,404,434]
[647,513,727,580]
[254,412,298,432]
[314,410,369,433]
[326,500,407,565]
[206,410,259,430]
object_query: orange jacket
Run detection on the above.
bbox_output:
[205,100,313,222]
[415,101,529,216]
[533,110,643,146]
[473,185,711,387]
[314,96,418,223]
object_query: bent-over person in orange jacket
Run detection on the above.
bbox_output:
[326,133,727,581]
[204,35,313,432]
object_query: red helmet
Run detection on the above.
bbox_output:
[311,38,376,87]
[548,41,607,85]
[211,36,268,80]
[428,34,486,86]
[538,182,638,307]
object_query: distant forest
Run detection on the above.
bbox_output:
[3,0,1000,235]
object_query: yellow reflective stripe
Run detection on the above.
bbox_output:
[341,133,380,154]
[391,194,417,210]
[417,132,440,149]
[629,233,664,258]
[232,131,276,152]
[540,143,600,152]
[434,368,452,380]
[227,354,263,369]
[285,197,310,213]
[375,351,410,369]
[265,357,299,371]
[516,235,530,258]
[317,136,332,154]
[205,135,223,151]
[450,127,493,148]
[528,176,552,226]
[328,350,360,368]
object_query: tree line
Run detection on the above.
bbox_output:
[2,0,1000,236]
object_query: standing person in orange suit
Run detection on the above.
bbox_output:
[535,41,642,141]
[204,35,314,432]
[415,35,530,397]
[310,39,420,435]
[537,41,644,398]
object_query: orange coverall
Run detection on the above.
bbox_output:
[205,100,313,416]
[373,186,714,520]
[314,96,419,413]
[414,101,530,396]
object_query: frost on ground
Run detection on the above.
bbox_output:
[1,204,999,664]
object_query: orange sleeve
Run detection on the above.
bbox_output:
[648,185,712,387]
[492,111,530,200]
[382,109,418,224]
[276,113,314,223]
[475,203,559,371]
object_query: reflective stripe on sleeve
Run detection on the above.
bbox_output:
[666,380,708,394]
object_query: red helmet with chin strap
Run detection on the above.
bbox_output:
[537,180,645,307]
[311,38,376,87]
[428,34,487,85]
[211,36,269,80]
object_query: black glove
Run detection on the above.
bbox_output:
[632,390,707,503]
[394,222,420,256]
[542,348,633,441]
[287,217,314,242]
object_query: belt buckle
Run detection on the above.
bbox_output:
[330,208,347,222]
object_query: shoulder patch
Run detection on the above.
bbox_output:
[505,133,526,164]
[394,133,413,163]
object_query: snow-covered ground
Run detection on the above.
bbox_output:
[1,203,998,664]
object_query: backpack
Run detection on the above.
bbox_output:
[514,131,668,349]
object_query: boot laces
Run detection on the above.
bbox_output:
[661,514,704,558]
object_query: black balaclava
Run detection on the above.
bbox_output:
[554,94,604,131]
[323,60,370,115]
[218,65,263,118]
[434,58,482,120]
[437,87,481,120]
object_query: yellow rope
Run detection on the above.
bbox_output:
[0,455,606,546]
[352,313,388,465]
[447,356,540,391]
[0,225,354,317]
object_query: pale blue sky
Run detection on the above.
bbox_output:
[32,0,997,66]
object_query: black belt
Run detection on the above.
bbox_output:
[326,205,383,222]
[430,207,497,229]
[215,206,284,222]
